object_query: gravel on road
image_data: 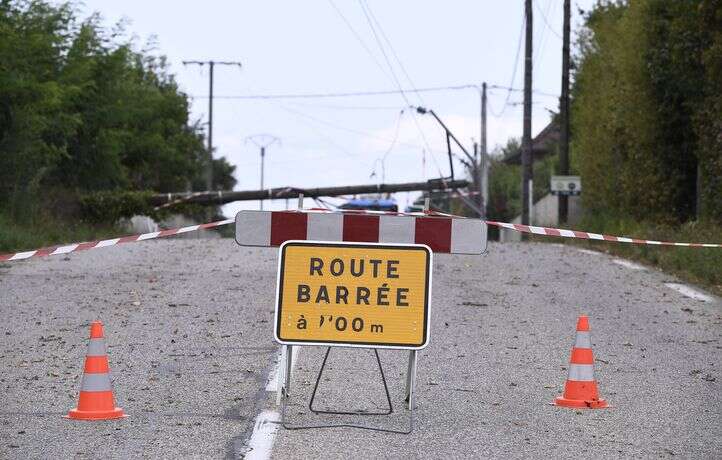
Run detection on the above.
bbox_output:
[0,238,719,459]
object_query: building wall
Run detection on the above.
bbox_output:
[500,194,583,242]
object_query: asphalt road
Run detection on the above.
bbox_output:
[0,238,719,459]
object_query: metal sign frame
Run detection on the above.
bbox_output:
[274,240,429,433]
[279,344,417,434]
[273,240,433,350]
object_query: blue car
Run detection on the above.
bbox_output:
[338,198,398,212]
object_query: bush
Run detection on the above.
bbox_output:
[79,190,156,224]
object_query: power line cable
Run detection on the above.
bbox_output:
[327,0,393,81]
[493,10,526,118]
[370,108,405,179]
[285,101,404,111]
[357,0,410,106]
[361,0,424,106]
[534,0,549,64]
[201,84,477,99]
[357,0,446,179]
[488,85,557,98]
[273,104,360,158]
[358,0,449,181]
[380,109,404,162]
[535,0,562,40]
[195,84,557,100]
[485,88,507,118]
[274,102,448,156]
[534,0,557,67]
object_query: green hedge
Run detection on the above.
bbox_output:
[572,0,722,222]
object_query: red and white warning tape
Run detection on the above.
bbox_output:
[1,211,719,263]
[0,219,233,262]
[485,221,722,248]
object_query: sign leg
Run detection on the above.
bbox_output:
[284,345,293,398]
[276,346,286,406]
[405,350,417,410]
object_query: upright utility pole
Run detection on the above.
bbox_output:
[481,82,488,217]
[260,146,265,198]
[521,0,533,226]
[558,0,571,224]
[474,142,480,212]
[182,60,242,191]
[245,135,280,210]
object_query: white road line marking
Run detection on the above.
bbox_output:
[264,350,282,392]
[265,346,299,392]
[576,248,601,256]
[245,346,300,459]
[243,410,280,460]
[665,283,716,303]
[612,259,646,270]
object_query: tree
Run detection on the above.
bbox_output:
[571,0,721,223]
[0,0,236,221]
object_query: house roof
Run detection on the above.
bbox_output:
[502,120,560,164]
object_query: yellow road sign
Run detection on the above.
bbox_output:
[275,241,432,349]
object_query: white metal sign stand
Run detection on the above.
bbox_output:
[279,344,417,434]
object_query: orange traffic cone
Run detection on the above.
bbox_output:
[65,321,126,420]
[554,315,608,409]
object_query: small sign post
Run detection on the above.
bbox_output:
[551,175,582,196]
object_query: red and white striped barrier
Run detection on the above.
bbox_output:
[486,221,722,248]
[1,210,719,263]
[235,210,488,254]
[0,219,233,262]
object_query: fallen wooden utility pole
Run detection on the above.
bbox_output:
[150,178,471,207]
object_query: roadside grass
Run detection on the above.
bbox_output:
[530,216,722,297]
[0,211,123,255]
[3,205,719,297]
[0,210,235,257]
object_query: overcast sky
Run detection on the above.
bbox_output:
[66,0,595,214]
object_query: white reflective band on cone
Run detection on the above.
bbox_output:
[574,331,592,349]
[567,364,595,381]
[86,339,107,356]
[80,373,113,392]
